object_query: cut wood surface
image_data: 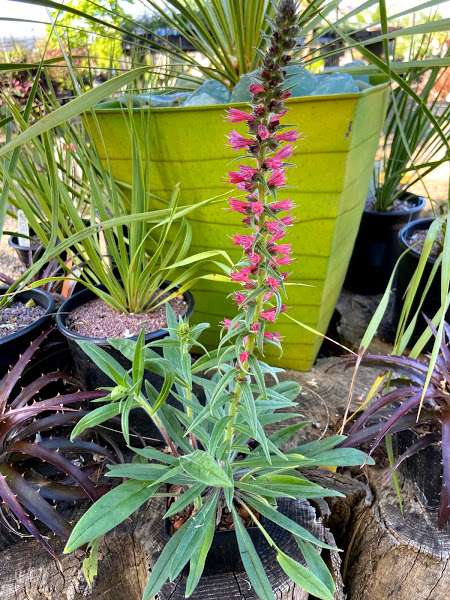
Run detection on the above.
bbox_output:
[345,470,450,600]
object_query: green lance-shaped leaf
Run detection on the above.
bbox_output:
[231,505,274,600]
[76,341,129,385]
[180,450,234,488]
[64,480,157,553]
[71,403,125,441]
[244,496,335,551]
[277,550,334,600]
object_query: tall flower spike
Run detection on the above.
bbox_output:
[224,0,298,363]
[223,0,299,449]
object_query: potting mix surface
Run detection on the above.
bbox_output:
[0,301,46,337]
[67,296,188,338]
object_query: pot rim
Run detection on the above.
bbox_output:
[8,234,40,251]
[364,192,426,218]
[56,284,194,345]
[399,217,436,262]
[89,82,389,115]
[0,287,55,346]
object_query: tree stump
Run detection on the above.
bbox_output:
[0,497,340,600]
[345,470,450,600]
[158,499,341,600]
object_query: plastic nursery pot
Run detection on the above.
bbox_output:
[165,498,295,575]
[84,83,389,371]
[344,192,425,295]
[0,287,55,377]
[8,234,43,267]
[166,519,265,575]
[56,285,195,389]
[394,429,442,511]
[394,217,447,349]
[56,286,194,442]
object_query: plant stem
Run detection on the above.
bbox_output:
[136,393,179,457]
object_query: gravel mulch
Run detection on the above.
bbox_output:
[67,295,189,338]
[0,301,46,337]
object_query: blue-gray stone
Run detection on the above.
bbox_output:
[183,80,231,106]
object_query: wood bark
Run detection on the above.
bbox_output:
[0,498,339,600]
[345,470,450,600]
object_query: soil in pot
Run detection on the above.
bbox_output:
[344,192,425,295]
[394,217,446,349]
[0,300,46,338]
[0,288,55,377]
[66,295,188,338]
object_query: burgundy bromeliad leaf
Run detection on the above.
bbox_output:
[343,320,450,527]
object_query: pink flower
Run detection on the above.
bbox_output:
[270,110,287,124]
[260,308,277,322]
[266,277,281,290]
[270,230,286,242]
[265,221,285,236]
[265,145,294,169]
[232,234,255,251]
[249,83,265,94]
[270,199,294,212]
[248,252,262,267]
[222,318,232,330]
[239,351,249,363]
[281,215,294,226]
[271,243,292,255]
[229,198,249,214]
[276,130,298,142]
[280,90,292,100]
[264,331,282,343]
[229,165,257,185]
[250,201,264,216]
[275,255,293,265]
[258,124,270,140]
[268,168,286,188]
[228,130,254,150]
[234,291,246,305]
[231,266,253,283]
[227,108,254,123]
[250,323,260,332]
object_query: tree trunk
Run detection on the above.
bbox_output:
[345,470,450,600]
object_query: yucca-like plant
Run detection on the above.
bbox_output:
[373,48,450,211]
[0,95,232,313]
[0,328,116,557]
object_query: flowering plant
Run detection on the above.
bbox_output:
[64,2,371,598]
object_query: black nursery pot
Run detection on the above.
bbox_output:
[8,234,43,267]
[56,286,194,441]
[204,526,265,573]
[344,193,425,295]
[0,288,55,377]
[165,519,265,575]
[394,217,446,348]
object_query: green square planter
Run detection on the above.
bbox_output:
[84,83,389,371]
